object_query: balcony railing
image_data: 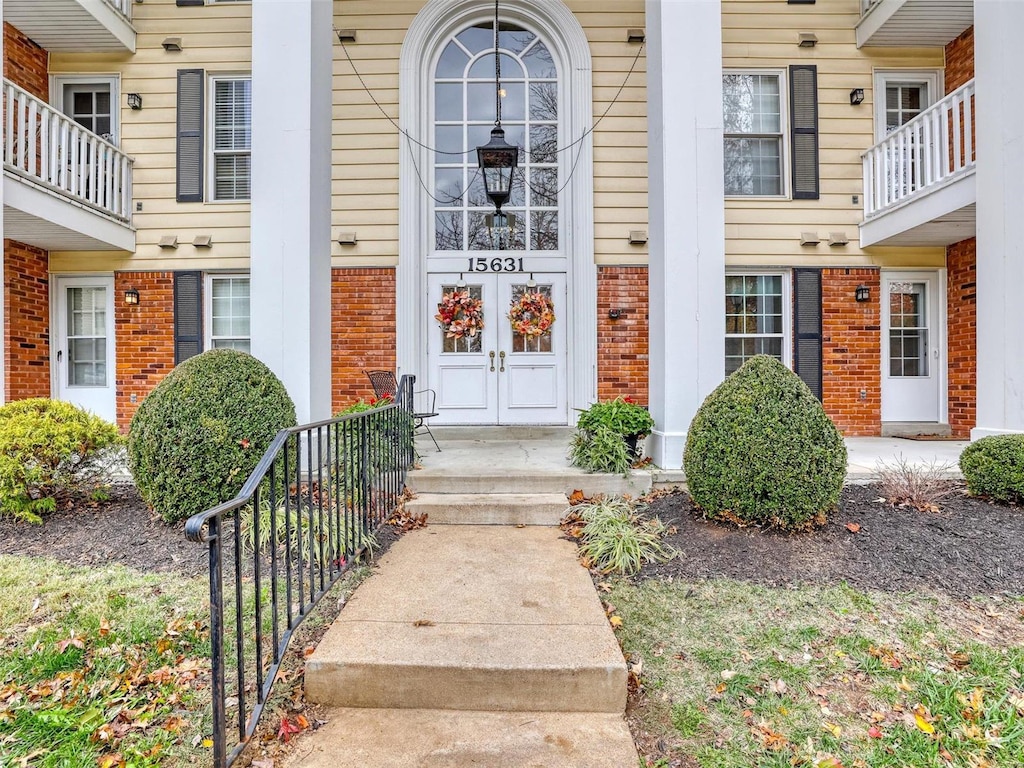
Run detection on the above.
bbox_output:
[862,79,975,220]
[2,79,133,223]
[106,0,133,20]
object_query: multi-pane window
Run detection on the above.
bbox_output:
[884,83,927,134]
[211,76,251,201]
[723,73,783,196]
[208,275,251,352]
[888,281,928,377]
[67,287,108,386]
[725,274,787,375]
[433,22,559,252]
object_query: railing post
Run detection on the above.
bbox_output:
[208,516,228,768]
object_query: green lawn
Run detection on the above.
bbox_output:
[608,579,1024,768]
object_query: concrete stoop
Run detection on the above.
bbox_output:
[405,492,569,525]
[297,524,636,767]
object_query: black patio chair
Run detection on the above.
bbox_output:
[364,370,441,452]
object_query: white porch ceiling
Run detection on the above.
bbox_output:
[857,0,973,48]
[3,0,135,53]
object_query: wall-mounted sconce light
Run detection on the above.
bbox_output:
[192,234,212,248]
[855,284,870,303]
[158,235,178,249]
[336,29,357,43]
[337,232,357,245]
[828,232,850,246]
[798,32,818,47]
[799,231,821,246]
[849,88,865,105]
[127,93,143,110]
[626,29,645,43]
[162,37,183,52]
[608,308,623,319]
[124,288,140,306]
[628,230,648,245]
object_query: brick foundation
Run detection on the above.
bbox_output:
[331,268,397,412]
[821,268,881,436]
[3,240,50,401]
[114,272,175,428]
[946,238,976,437]
[3,22,48,100]
[597,266,649,404]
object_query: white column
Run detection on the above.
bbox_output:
[645,0,725,469]
[250,0,333,424]
[0,0,6,406]
[973,0,1024,438]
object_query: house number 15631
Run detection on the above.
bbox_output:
[467,257,525,273]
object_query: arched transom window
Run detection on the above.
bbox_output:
[433,21,558,252]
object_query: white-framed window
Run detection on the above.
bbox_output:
[725,272,791,375]
[52,75,120,144]
[205,274,251,352]
[872,70,941,140]
[208,74,251,201]
[723,70,786,197]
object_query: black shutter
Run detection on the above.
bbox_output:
[176,69,204,202]
[174,271,203,364]
[789,64,819,200]
[176,0,205,6]
[793,269,823,401]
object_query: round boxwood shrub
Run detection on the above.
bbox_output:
[0,398,122,523]
[128,349,296,523]
[684,355,847,530]
[959,434,1024,504]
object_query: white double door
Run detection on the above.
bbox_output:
[53,275,117,423]
[881,271,943,423]
[427,272,567,425]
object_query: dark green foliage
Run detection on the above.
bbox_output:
[575,397,654,437]
[684,355,847,530]
[959,434,1024,504]
[127,349,296,523]
[0,399,122,523]
[569,397,653,476]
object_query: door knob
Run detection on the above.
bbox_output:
[489,351,495,372]
[499,351,506,372]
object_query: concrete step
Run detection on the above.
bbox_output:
[283,708,638,768]
[406,492,569,525]
[406,470,651,497]
[305,526,627,713]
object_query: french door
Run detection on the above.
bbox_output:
[881,272,942,423]
[427,272,567,425]
[54,276,117,423]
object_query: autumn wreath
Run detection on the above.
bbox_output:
[435,289,484,339]
[507,291,555,337]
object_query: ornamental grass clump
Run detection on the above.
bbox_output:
[128,349,296,523]
[0,398,122,523]
[575,495,676,575]
[959,434,1024,504]
[684,355,847,530]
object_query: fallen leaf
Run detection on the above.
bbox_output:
[412,619,435,627]
[845,522,861,534]
[768,678,787,695]
[914,711,936,734]
[720,669,737,681]
[278,716,302,743]
[609,615,623,628]
[99,618,111,638]
[868,726,883,738]
[568,489,586,505]
[822,721,842,738]
[897,675,915,692]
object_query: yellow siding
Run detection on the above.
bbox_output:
[50,0,252,273]
[723,0,945,268]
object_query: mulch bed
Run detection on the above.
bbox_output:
[642,483,1023,599]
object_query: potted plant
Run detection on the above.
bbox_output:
[569,396,654,476]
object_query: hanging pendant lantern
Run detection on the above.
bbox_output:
[478,127,518,212]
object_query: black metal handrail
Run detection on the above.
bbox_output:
[185,375,417,768]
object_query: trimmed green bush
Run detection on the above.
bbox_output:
[684,355,847,530]
[569,397,654,476]
[959,434,1024,504]
[128,349,296,523]
[0,398,122,523]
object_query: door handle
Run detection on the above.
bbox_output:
[57,350,63,362]
[499,351,506,373]
[489,351,495,372]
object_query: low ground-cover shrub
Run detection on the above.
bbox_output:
[570,397,654,476]
[684,355,847,530]
[128,349,296,523]
[0,398,122,523]
[568,495,676,574]
[959,434,1024,503]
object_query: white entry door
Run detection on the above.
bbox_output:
[54,276,117,423]
[427,272,567,425]
[881,272,942,423]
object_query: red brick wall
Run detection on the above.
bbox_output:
[3,22,48,100]
[946,238,976,437]
[597,266,649,404]
[821,268,881,436]
[331,268,396,412]
[4,240,50,401]
[114,272,175,428]
[945,26,974,92]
